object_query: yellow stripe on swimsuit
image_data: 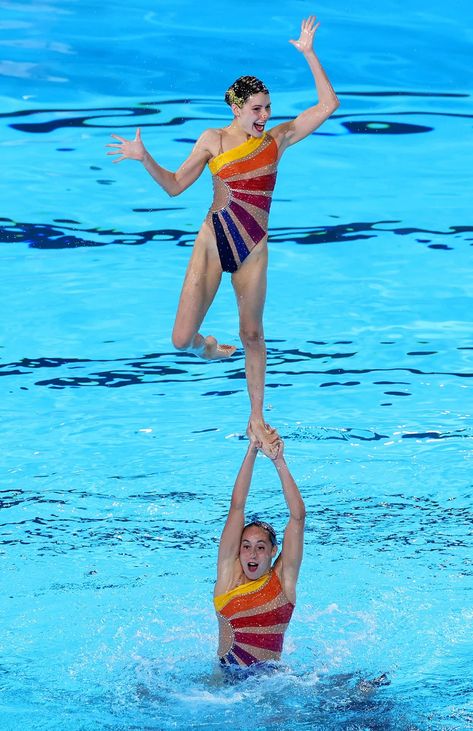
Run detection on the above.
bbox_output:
[214,573,269,612]
[208,135,266,175]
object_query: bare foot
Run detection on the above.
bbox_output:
[247,420,280,459]
[201,336,236,360]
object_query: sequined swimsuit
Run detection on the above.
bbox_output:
[214,570,294,667]
[207,133,279,273]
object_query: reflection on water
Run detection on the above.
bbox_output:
[1,216,471,251]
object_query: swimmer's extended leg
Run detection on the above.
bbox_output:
[232,245,279,457]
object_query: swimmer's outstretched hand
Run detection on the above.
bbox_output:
[247,420,280,460]
[289,15,320,55]
[106,127,146,163]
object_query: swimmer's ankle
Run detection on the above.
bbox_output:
[190,333,206,357]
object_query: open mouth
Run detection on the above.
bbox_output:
[254,122,265,133]
[247,562,258,573]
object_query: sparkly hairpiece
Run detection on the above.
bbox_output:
[226,88,245,108]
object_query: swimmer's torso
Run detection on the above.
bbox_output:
[206,133,278,273]
[214,570,294,667]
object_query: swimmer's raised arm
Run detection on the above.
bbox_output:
[106,127,218,197]
[271,15,340,153]
[271,440,305,604]
[215,440,260,594]
[215,423,283,593]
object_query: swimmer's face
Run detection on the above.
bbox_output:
[239,525,277,580]
[233,92,272,137]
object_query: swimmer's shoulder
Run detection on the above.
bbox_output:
[194,127,224,160]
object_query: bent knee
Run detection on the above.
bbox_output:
[172,330,193,351]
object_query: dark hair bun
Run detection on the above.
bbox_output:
[225,76,269,107]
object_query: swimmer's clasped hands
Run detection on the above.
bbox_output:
[248,422,283,461]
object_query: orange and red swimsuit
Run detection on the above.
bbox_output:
[207,133,279,273]
[214,570,294,667]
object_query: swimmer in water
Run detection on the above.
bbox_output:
[213,434,305,668]
[106,15,339,455]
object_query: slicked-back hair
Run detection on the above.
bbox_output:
[242,520,277,547]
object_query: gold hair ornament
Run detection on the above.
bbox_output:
[227,89,245,108]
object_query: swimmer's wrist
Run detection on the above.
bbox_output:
[303,48,317,61]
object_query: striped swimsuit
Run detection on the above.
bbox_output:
[207,132,278,273]
[214,570,294,667]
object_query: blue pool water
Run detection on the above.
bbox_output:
[1,0,472,729]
